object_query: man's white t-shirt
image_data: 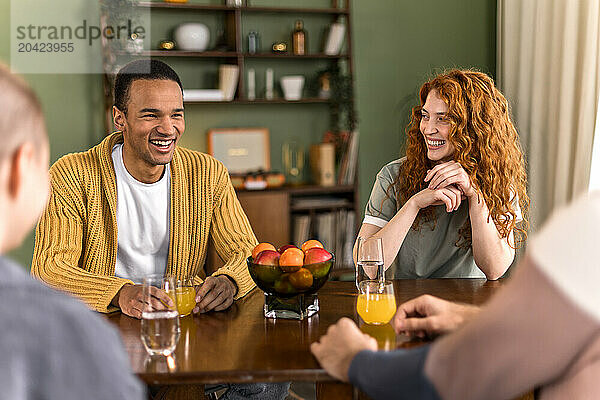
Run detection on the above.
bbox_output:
[112,144,170,283]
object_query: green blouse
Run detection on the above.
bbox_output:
[363,158,520,279]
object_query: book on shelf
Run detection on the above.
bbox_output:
[343,211,355,268]
[292,210,357,270]
[337,131,359,185]
[316,213,335,252]
[183,89,224,102]
[292,215,311,247]
[324,22,346,55]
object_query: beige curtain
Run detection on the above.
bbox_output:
[498,0,600,229]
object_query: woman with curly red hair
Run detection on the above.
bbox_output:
[359,69,529,279]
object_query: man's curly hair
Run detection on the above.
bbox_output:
[388,69,529,248]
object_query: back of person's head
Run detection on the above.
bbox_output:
[0,63,46,162]
[113,59,183,114]
[0,63,49,253]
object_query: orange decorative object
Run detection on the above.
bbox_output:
[164,0,188,3]
[279,248,304,272]
[252,242,276,260]
[301,239,324,253]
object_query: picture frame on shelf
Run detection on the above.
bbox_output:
[207,128,270,174]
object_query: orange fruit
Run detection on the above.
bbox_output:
[301,239,324,253]
[289,268,314,289]
[279,248,304,272]
[252,242,276,260]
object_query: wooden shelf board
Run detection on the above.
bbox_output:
[137,2,235,11]
[235,184,355,195]
[184,98,330,104]
[291,204,354,212]
[116,51,346,59]
[138,2,349,14]
[244,53,348,59]
[242,6,349,15]
[117,50,239,58]
[286,184,356,195]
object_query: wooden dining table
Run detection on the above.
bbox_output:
[106,279,502,400]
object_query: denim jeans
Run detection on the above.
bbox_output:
[206,382,290,400]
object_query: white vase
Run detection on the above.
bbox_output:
[280,75,305,101]
[174,23,210,51]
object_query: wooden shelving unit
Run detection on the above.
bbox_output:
[101,1,358,274]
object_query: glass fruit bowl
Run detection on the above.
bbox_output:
[247,255,334,297]
[247,254,334,319]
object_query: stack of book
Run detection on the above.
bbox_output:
[292,207,357,271]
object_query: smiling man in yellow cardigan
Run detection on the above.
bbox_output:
[31,60,257,318]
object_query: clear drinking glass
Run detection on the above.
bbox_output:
[140,275,180,357]
[356,280,396,325]
[175,277,196,317]
[282,141,305,184]
[356,237,384,289]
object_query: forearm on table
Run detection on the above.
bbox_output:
[348,345,441,400]
[468,194,514,279]
[361,200,420,270]
[425,257,599,400]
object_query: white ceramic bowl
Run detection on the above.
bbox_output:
[174,23,210,52]
[280,75,305,101]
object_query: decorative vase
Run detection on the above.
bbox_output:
[280,75,305,101]
[174,23,210,51]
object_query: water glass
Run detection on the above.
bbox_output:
[140,275,180,357]
[356,280,396,325]
[356,237,384,289]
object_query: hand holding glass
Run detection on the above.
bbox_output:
[356,237,384,289]
[140,275,180,357]
[356,280,396,325]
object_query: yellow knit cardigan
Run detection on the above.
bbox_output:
[31,132,257,313]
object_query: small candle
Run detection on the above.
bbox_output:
[266,68,274,100]
[248,68,256,100]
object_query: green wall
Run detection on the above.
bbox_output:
[0,0,496,267]
[353,0,496,215]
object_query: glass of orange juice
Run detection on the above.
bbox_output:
[356,280,396,325]
[174,277,196,317]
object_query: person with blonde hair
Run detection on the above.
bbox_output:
[0,63,144,399]
[359,69,529,279]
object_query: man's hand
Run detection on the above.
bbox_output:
[391,294,480,338]
[113,284,174,319]
[194,275,237,313]
[310,318,378,382]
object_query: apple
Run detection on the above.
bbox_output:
[306,262,331,279]
[254,250,280,266]
[273,274,295,294]
[289,268,313,290]
[304,248,332,265]
[254,265,282,283]
[278,244,297,254]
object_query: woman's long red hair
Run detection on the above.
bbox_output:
[391,69,529,248]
